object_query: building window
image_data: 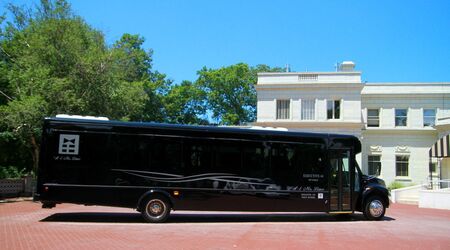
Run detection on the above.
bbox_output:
[423,109,436,127]
[396,155,409,177]
[276,100,290,119]
[368,155,381,176]
[395,109,407,127]
[327,100,341,119]
[301,99,315,120]
[367,109,380,127]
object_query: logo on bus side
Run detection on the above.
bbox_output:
[58,134,80,155]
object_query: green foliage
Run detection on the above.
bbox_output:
[195,63,256,125]
[111,34,152,82]
[0,166,26,179]
[0,96,47,170]
[0,0,283,173]
[0,0,167,171]
[0,96,47,132]
[252,64,285,73]
[163,80,208,124]
[0,131,33,171]
[109,34,172,122]
[388,181,406,191]
[195,63,284,125]
[110,81,149,121]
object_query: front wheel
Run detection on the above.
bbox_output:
[141,196,171,223]
[363,195,386,221]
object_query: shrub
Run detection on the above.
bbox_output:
[0,166,26,179]
[387,181,406,191]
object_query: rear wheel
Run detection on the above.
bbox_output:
[363,195,386,221]
[141,196,171,223]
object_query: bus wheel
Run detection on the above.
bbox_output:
[363,196,385,221]
[141,196,171,223]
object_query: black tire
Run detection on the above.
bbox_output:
[141,195,171,223]
[363,195,386,221]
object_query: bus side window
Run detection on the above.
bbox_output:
[242,142,268,179]
[115,134,150,170]
[184,139,212,174]
[299,145,327,189]
[149,137,183,174]
[270,143,300,187]
[214,141,241,175]
[270,143,326,189]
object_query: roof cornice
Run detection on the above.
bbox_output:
[258,71,361,76]
[364,82,450,86]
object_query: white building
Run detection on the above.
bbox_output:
[255,61,450,187]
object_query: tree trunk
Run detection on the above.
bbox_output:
[30,135,40,173]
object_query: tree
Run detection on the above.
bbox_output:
[108,33,154,121]
[110,34,152,82]
[0,0,283,173]
[109,33,180,122]
[0,96,47,171]
[163,80,208,124]
[0,1,83,172]
[195,63,284,125]
[0,0,166,172]
[195,63,255,125]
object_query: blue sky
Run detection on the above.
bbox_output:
[5,0,450,83]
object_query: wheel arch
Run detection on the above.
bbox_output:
[136,189,174,211]
[362,186,390,209]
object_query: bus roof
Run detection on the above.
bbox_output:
[44,117,361,153]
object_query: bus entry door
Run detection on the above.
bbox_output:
[329,149,352,212]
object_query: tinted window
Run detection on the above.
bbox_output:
[271,143,298,186]
[149,137,183,174]
[52,132,118,185]
[184,138,213,174]
[116,135,149,170]
[242,142,269,178]
[271,143,325,189]
[214,141,241,174]
[299,144,326,189]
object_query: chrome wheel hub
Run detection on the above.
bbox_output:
[369,200,384,218]
[147,199,165,218]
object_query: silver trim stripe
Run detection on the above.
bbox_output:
[112,169,274,186]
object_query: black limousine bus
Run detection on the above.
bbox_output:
[35,116,389,222]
